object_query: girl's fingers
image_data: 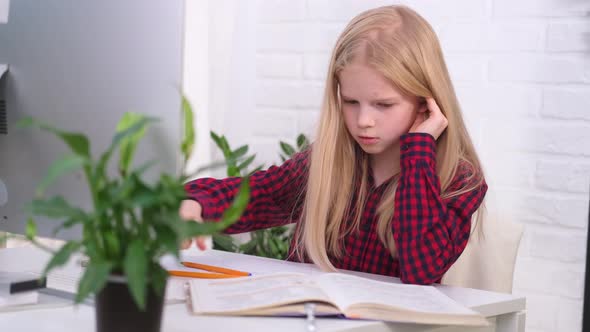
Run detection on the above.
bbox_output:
[425,97,441,115]
[410,97,448,139]
[180,236,208,250]
[179,200,207,250]
[426,97,447,124]
[179,200,201,221]
[196,237,208,250]
[181,239,192,249]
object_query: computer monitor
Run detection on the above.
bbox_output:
[583,190,589,332]
[0,1,184,240]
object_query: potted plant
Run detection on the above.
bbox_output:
[20,97,250,332]
[209,132,309,259]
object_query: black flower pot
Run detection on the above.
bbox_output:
[95,276,166,332]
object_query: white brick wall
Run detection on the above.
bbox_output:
[209,1,590,331]
[542,87,590,121]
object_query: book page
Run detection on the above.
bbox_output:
[317,273,479,316]
[189,273,332,314]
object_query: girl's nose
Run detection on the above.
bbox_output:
[357,106,375,128]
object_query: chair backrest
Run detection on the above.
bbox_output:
[442,215,524,293]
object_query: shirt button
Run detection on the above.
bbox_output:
[401,144,410,151]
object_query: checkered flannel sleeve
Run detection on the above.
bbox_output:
[184,150,309,234]
[394,133,488,284]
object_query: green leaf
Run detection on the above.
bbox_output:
[36,154,89,196]
[186,159,236,179]
[15,116,34,128]
[296,134,309,150]
[270,226,284,235]
[131,191,160,208]
[278,241,290,256]
[18,117,93,188]
[17,117,91,158]
[268,238,279,258]
[150,264,168,299]
[113,170,159,208]
[237,155,256,171]
[103,231,121,260]
[211,131,232,160]
[25,197,87,220]
[181,95,196,163]
[124,240,148,310]
[154,225,179,258]
[182,177,250,238]
[155,183,185,206]
[210,131,231,158]
[111,174,139,202]
[95,116,158,182]
[210,131,223,150]
[219,136,231,157]
[83,228,101,261]
[227,166,241,177]
[116,113,150,176]
[280,142,296,157]
[182,220,231,238]
[212,234,239,252]
[133,160,157,175]
[249,165,264,175]
[42,241,82,277]
[218,177,250,226]
[130,189,160,208]
[238,239,257,254]
[52,217,83,236]
[232,145,248,159]
[76,261,112,304]
[25,218,37,240]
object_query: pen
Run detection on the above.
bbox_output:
[305,303,316,332]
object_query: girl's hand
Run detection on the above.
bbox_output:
[179,199,209,250]
[409,97,448,140]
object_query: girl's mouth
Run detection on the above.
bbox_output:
[358,136,379,145]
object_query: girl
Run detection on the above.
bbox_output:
[180,5,487,285]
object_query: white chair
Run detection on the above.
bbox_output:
[442,215,524,294]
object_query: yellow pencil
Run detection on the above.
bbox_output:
[180,261,251,277]
[168,270,244,279]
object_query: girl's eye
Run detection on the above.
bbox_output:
[343,100,358,105]
[377,103,394,108]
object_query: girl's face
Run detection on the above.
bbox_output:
[338,62,422,157]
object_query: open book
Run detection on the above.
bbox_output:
[187,272,489,326]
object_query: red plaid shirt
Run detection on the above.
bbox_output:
[185,133,488,284]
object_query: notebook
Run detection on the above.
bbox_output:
[186,272,489,326]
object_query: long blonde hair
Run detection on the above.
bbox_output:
[292,5,485,270]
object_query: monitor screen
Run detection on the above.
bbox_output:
[0,1,184,240]
[583,190,589,332]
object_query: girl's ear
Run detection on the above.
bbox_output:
[418,97,428,113]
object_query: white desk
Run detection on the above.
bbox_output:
[0,247,526,332]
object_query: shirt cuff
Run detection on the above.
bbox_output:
[400,132,436,163]
[184,183,221,220]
